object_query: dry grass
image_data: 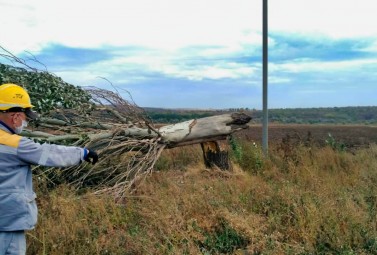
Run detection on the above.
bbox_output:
[28,142,377,254]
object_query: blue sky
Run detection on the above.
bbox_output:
[1,0,377,109]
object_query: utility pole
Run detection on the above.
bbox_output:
[262,0,268,155]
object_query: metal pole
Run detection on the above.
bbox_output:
[262,0,268,155]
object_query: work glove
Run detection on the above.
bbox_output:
[84,149,99,165]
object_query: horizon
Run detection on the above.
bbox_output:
[142,105,377,111]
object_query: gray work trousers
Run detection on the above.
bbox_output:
[0,231,26,255]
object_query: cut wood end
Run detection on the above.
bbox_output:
[228,112,252,125]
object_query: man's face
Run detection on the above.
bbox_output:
[9,112,27,129]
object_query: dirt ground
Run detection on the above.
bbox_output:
[235,124,377,148]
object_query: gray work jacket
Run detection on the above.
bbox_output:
[0,121,86,231]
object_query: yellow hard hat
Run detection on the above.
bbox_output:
[0,83,38,119]
[0,83,34,110]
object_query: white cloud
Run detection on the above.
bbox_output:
[359,40,377,52]
[0,0,258,54]
[271,58,377,74]
[86,52,257,82]
[269,76,291,84]
[3,0,376,55]
[173,65,255,81]
[270,0,377,38]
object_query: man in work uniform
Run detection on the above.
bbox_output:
[0,83,99,255]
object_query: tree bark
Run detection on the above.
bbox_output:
[159,112,251,147]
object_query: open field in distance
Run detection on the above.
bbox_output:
[237,124,377,149]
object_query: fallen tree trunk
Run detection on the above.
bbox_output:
[25,112,251,148]
[160,112,251,147]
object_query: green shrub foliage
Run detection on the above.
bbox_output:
[0,63,93,114]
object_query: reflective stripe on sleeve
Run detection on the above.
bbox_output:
[37,145,49,165]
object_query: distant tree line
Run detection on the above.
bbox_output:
[255,106,377,124]
[145,106,377,124]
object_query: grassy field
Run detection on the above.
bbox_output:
[27,125,377,254]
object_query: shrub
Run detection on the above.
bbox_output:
[230,136,263,173]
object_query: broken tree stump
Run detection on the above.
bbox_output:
[201,141,230,170]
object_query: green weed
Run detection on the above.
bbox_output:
[325,133,347,152]
[197,219,249,254]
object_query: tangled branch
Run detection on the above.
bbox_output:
[31,87,164,197]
